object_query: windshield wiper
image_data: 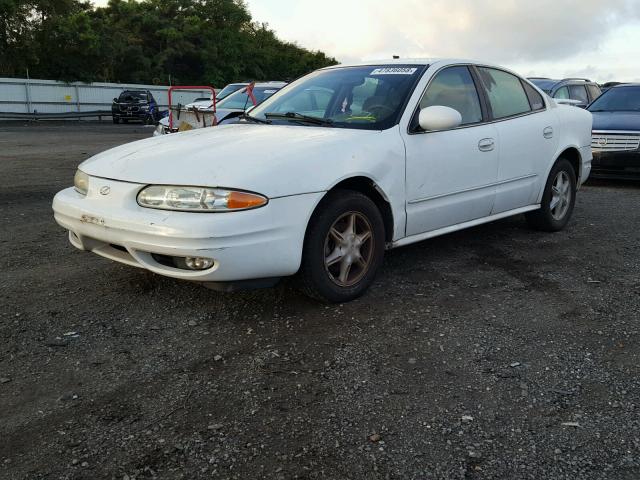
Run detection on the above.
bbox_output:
[264,112,334,126]
[238,112,271,124]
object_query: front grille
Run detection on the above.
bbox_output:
[119,105,140,113]
[591,133,640,152]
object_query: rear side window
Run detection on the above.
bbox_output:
[569,85,589,104]
[419,66,483,125]
[477,67,531,119]
[522,82,545,110]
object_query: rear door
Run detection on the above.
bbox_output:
[475,67,558,214]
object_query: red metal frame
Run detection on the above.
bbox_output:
[167,85,217,130]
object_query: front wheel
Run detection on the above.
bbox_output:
[299,190,385,303]
[526,158,577,231]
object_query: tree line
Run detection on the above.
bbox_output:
[0,0,338,86]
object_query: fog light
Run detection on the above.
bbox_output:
[184,257,214,270]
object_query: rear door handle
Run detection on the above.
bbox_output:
[543,126,554,139]
[478,138,495,152]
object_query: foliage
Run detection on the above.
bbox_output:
[0,0,337,86]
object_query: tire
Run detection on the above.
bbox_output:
[299,190,385,303]
[112,117,119,124]
[122,118,129,124]
[526,158,577,232]
[144,114,154,125]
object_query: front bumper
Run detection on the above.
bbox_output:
[591,150,640,179]
[52,178,323,282]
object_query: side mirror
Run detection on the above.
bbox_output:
[418,106,462,131]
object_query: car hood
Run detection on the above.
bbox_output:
[590,111,640,131]
[80,123,385,198]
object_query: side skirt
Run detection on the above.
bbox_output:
[390,205,540,249]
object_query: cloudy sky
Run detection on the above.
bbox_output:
[245,0,640,83]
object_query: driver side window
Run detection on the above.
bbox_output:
[419,66,483,126]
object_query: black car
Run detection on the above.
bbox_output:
[112,90,160,124]
[528,77,602,108]
[588,84,640,179]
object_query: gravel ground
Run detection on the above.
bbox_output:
[1,122,639,480]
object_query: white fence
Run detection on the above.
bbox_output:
[0,77,214,119]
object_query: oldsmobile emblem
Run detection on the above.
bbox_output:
[597,137,607,146]
[99,186,111,195]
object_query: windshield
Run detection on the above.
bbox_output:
[119,91,148,102]
[588,86,640,111]
[249,65,426,130]
[217,86,281,110]
[217,84,246,101]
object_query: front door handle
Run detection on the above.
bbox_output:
[478,138,495,152]
[543,126,554,139]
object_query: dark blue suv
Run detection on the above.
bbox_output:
[111,90,160,125]
[588,84,640,179]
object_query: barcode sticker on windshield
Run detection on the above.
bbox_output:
[370,67,418,75]
[263,89,277,93]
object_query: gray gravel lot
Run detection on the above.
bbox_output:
[1,122,639,480]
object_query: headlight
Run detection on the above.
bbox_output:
[74,170,89,195]
[137,186,268,212]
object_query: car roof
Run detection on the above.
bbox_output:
[254,82,287,88]
[611,83,640,88]
[324,58,533,78]
[528,78,596,89]
[528,79,558,91]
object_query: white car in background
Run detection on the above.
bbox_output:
[154,81,286,135]
[53,59,592,302]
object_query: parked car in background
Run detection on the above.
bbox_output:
[112,90,160,124]
[588,83,640,179]
[186,96,214,109]
[214,81,287,122]
[528,78,602,108]
[154,81,286,135]
[53,59,592,302]
[216,82,250,101]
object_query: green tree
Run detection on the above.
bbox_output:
[1,0,337,85]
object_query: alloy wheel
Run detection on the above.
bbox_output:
[550,171,572,220]
[323,212,374,287]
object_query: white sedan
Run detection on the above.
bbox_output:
[53,59,592,302]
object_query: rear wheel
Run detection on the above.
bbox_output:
[526,158,576,231]
[299,190,385,303]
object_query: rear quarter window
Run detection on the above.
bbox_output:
[569,85,589,104]
[587,84,602,101]
[522,82,545,110]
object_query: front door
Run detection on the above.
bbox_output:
[402,65,499,236]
